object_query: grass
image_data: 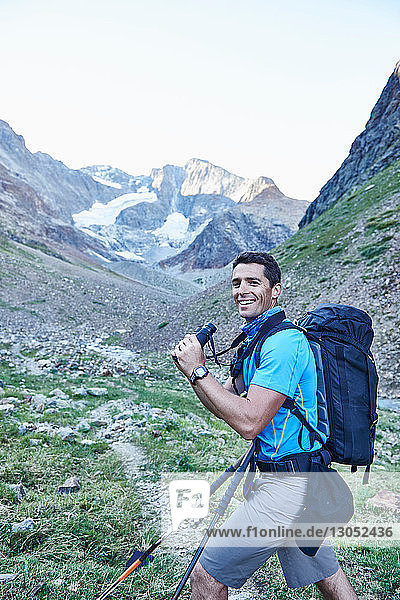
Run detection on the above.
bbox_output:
[273,158,400,268]
[102,333,124,346]
[0,347,399,599]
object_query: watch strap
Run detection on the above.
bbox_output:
[190,366,209,384]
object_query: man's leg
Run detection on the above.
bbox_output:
[190,562,227,600]
[316,567,358,600]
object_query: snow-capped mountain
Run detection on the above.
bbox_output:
[80,165,152,194]
[73,158,308,269]
[0,119,308,274]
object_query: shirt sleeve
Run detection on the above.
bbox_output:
[249,329,307,398]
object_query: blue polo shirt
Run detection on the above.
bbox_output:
[241,307,326,460]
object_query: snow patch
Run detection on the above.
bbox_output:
[154,212,189,241]
[72,191,158,227]
[115,250,145,261]
[91,175,122,189]
[81,227,104,240]
[87,251,111,263]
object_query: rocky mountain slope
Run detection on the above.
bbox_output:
[0,234,173,351]
[159,209,292,271]
[300,61,400,227]
[0,121,119,223]
[0,162,115,262]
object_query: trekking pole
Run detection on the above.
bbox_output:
[96,531,170,600]
[96,450,248,600]
[170,439,257,600]
[209,451,246,495]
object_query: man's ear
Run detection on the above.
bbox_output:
[272,283,282,299]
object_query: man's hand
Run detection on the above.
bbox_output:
[171,334,206,378]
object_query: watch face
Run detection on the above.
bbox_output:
[195,366,207,377]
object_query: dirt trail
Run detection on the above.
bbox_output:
[110,439,262,599]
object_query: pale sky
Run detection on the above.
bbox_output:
[1,0,399,201]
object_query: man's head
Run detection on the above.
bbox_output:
[231,251,282,322]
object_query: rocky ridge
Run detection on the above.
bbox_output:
[0,121,119,223]
[300,61,400,227]
[0,162,115,262]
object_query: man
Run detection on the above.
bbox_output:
[172,251,358,600]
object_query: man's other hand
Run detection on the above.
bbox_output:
[171,334,205,378]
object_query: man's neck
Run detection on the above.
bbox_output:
[244,304,278,324]
[241,306,282,336]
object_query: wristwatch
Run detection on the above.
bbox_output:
[190,365,209,384]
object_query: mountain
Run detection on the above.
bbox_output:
[74,157,308,271]
[180,158,249,200]
[0,162,114,262]
[159,209,292,271]
[0,121,119,223]
[159,171,308,271]
[0,120,307,277]
[300,61,400,227]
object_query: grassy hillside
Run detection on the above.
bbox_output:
[0,347,399,599]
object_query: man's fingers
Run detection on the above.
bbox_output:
[172,334,202,359]
[183,334,200,345]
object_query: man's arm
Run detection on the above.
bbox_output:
[223,374,244,394]
[193,375,286,439]
[172,335,286,439]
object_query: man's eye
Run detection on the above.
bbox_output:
[232,282,239,288]
[249,281,259,286]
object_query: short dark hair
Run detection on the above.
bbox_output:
[232,251,281,287]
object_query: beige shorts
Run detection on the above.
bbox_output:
[200,473,340,589]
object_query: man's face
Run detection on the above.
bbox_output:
[232,262,281,322]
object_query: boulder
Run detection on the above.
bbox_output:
[58,476,80,494]
[367,490,400,512]
[11,518,35,533]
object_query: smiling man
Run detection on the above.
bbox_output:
[172,251,358,600]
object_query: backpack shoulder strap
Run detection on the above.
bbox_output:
[252,322,325,450]
[253,322,304,369]
[230,310,287,387]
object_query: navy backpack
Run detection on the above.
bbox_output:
[233,304,379,482]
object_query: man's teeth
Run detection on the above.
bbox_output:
[239,300,254,305]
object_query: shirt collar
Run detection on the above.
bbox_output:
[241,305,282,339]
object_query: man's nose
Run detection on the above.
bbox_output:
[237,281,249,294]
